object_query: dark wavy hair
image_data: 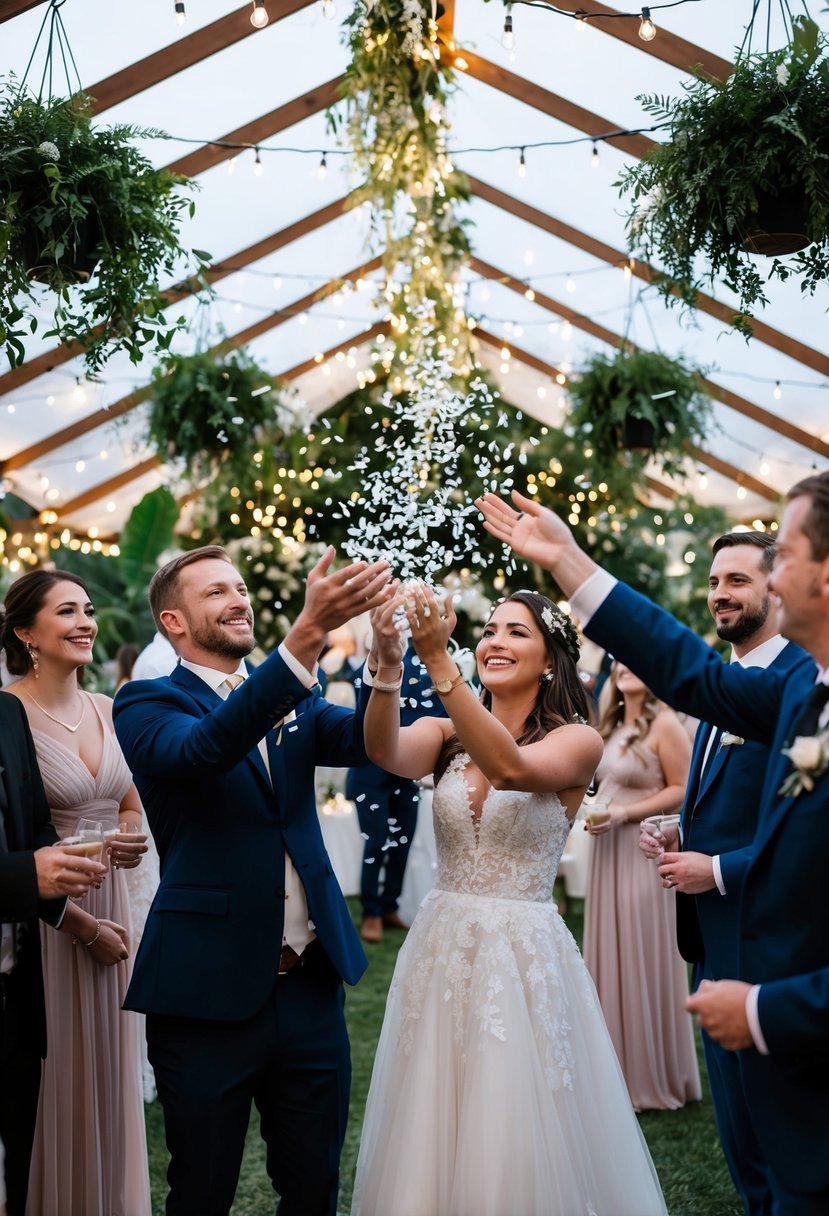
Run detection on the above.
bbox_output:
[0,568,91,677]
[435,590,591,784]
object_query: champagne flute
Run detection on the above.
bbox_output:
[59,819,105,900]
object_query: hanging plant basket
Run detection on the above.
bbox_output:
[146,348,294,486]
[565,348,714,481]
[0,82,208,372]
[618,17,829,335]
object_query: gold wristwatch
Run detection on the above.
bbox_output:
[431,670,464,695]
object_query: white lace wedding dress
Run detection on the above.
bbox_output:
[351,755,667,1216]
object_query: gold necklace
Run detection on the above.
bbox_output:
[24,690,86,733]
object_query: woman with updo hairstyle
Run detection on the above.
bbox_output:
[583,660,701,1111]
[0,568,151,1215]
[351,583,668,1216]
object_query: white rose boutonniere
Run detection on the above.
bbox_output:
[448,641,477,685]
[779,731,829,798]
[720,733,745,747]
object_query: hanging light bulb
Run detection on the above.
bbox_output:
[174,0,186,25]
[72,377,87,405]
[638,7,656,41]
[253,148,264,176]
[501,7,515,50]
[591,142,600,168]
[250,0,269,28]
[227,155,237,175]
[317,153,328,180]
[517,147,526,178]
[773,380,783,400]
[322,0,337,18]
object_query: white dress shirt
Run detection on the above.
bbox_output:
[180,642,317,955]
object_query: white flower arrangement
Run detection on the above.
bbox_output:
[720,733,745,747]
[778,730,829,798]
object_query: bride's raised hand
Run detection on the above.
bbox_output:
[476,490,575,570]
[405,582,456,662]
[369,585,405,669]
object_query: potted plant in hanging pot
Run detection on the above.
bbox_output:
[618,16,829,335]
[0,81,208,372]
[145,347,296,487]
[565,347,713,481]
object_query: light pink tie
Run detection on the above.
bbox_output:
[223,673,245,694]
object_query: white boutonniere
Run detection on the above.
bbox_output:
[448,641,477,685]
[778,731,829,798]
[720,733,745,747]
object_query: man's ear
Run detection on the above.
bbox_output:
[159,608,187,641]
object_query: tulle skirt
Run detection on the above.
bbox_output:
[352,887,667,1216]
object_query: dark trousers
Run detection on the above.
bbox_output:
[0,968,42,1216]
[147,942,351,1216]
[694,962,773,1216]
[350,777,419,918]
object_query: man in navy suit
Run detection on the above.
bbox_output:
[113,544,393,1216]
[0,695,102,1215]
[478,470,829,1214]
[640,531,809,1215]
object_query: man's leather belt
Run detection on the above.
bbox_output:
[278,945,303,975]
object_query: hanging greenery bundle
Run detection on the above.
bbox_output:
[618,16,829,335]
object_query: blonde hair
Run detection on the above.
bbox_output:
[597,664,660,762]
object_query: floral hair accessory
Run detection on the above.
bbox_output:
[493,591,581,663]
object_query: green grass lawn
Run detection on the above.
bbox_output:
[145,893,741,1215]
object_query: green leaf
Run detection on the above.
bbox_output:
[117,487,180,599]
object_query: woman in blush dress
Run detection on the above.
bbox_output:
[583,662,700,1111]
[0,570,151,1216]
[351,586,667,1216]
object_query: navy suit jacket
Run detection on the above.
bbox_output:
[0,693,64,1056]
[112,648,369,1022]
[676,641,810,976]
[584,582,829,1193]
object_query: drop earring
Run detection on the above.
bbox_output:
[26,641,39,678]
[540,670,554,684]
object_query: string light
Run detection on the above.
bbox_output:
[253,148,264,176]
[317,153,328,179]
[174,0,185,25]
[501,6,515,50]
[250,0,269,28]
[638,7,656,41]
[322,0,337,18]
[591,142,600,168]
[517,147,527,178]
[773,380,782,400]
[72,378,87,405]
[565,276,576,293]
[227,156,237,175]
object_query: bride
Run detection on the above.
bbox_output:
[351,583,667,1216]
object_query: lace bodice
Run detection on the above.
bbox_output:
[432,754,571,901]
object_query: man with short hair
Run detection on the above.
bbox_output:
[0,695,102,1215]
[113,544,393,1216]
[641,530,809,1215]
[478,470,829,1215]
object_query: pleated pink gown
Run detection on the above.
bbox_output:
[584,727,701,1111]
[26,695,151,1216]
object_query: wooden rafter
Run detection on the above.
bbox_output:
[470,256,829,463]
[165,76,343,178]
[0,258,382,475]
[86,0,317,115]
[38,326,386,520]
[0,0,45,21]
[468,176,829,380]
[476,326,566,381]
[460,53,657,159]
[476,326,782,502]
[0,195,351,398]
[548,1,733,81]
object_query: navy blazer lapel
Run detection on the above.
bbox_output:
[170,666,272,793]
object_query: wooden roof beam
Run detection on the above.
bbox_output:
[0,257,383,475]
[546,2,733,81]
[476,326,783,502]
[0,194,351,398]
[40,325,386,520]
[470,256,829,463]
[459,53,656,158]
[86,0,317,115]
[467,176,829,380]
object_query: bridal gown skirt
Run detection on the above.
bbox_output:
[352,886,667,1216]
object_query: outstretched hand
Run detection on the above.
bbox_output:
[302,547,395,633]
[476,491,598,597]
[370,590,405,669]
[403,582,457,663]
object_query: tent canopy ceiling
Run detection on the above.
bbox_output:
[1,0,827,540]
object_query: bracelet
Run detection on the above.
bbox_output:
[371,677,403,692]
[430,674,466,696]
[72,920,102,948]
